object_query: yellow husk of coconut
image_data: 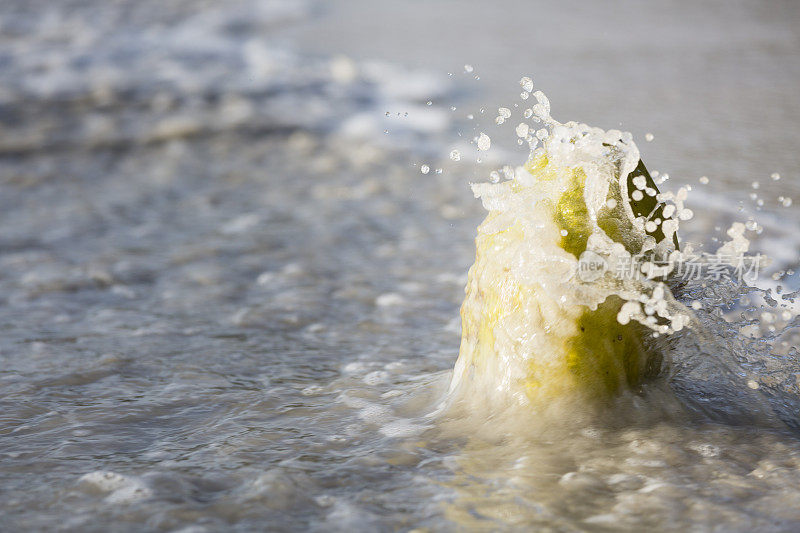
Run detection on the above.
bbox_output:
[452,150,671,407]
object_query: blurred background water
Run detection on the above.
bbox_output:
[286,0,800,197]
[1,1,799,531]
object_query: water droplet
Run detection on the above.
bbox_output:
[771,172,781,181]
[519,76,534,93]
[450,149,461,162]
[420,165,430,174]
[464,64,474,73]
[751,181,760,189]
[477,133,491,151]
[426,101,432,106]
[645,133,654,142]
[699,176,709,184]
[532,91,550,116]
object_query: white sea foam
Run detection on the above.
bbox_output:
[78,471,152,504]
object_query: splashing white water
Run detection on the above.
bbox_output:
[448,81,799,426]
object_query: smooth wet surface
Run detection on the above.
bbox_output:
[2,1,800,531]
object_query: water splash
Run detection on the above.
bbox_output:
[448,82,800,429]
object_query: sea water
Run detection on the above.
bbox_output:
[2,1,800,531]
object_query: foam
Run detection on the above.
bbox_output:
[78,471,152,504]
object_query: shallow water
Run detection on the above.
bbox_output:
[2,1,800,531]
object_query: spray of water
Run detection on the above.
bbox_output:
[447,80,799,430]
